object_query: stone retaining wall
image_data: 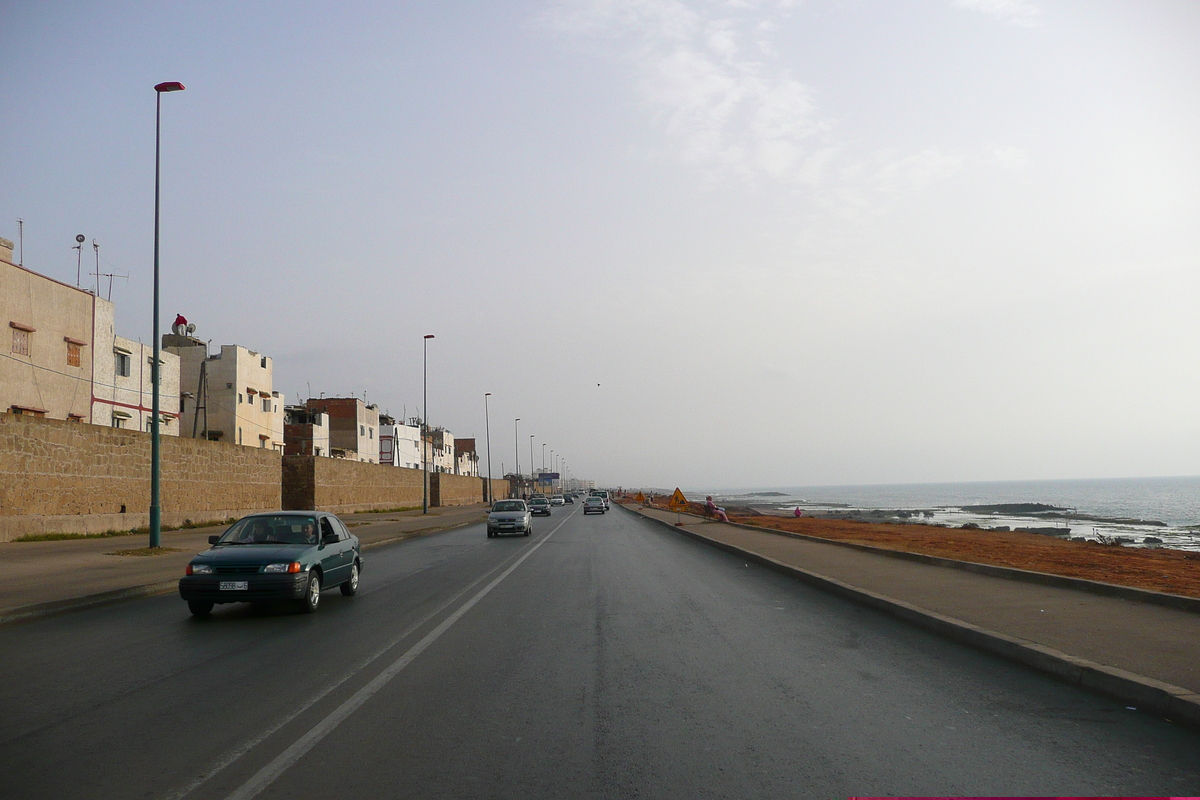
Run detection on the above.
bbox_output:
[282,455,425,513]
[0,413,280,541]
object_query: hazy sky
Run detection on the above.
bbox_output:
[2,1,1198,489]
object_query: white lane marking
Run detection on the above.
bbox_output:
[221,515,571,800]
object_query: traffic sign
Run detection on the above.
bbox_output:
[668,488,688,510]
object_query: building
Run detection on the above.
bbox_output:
[2,237,179,432]
[454,437,480,477]
[164,337,284,449]
[379,414,421,469]
[304,397,379,462]
[283,405,331,456]
[424,426,455,473]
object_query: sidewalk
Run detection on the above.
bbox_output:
[627,503,1200,729]
[0,504,489,624]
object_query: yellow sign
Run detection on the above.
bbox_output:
[668,488,688,510]
[635,491,646,504]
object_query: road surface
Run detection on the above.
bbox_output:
[1,503,1197,799]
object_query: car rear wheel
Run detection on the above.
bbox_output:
[340,561,359,596]
[298,572,321,614]
[188,600,213,617]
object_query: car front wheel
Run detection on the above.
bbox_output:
[188,600,213,617]
[298,572,321,614]
[340,561,359,596]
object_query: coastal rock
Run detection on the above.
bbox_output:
[961,522,981,530]
[1016,527,1071,537]
[1143,536,1163,544]
[992,526,1010,532]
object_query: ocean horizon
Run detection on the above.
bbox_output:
[691,475,1200,552]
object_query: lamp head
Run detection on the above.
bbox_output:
[424,334,435,339]
[154,82,185,93]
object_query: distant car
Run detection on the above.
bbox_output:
[590,490,611,510]
[551,495,565,506]
[488,499,532,538]
[563,495,574,504]
[531,493,547,500]
[583,496,606,514]
[178,511,361,617]
[529,497,552,516]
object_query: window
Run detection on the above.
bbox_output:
[238,427,243,445]
[112,417,124,428]
[11,328,30,356]
[66,343,81,367]
[262,398,270,412]
[238,394,243,404]
[360,425,365,436]
[369,427,373,440]
[260,356,267,368]
[115,352,131,377]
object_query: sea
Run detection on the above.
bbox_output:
[708,475,1200,552]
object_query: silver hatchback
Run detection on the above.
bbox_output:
[488,500,532,538]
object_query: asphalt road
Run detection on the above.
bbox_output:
[1,503,1197,799]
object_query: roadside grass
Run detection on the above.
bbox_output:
[106,547,184,557]
[353,506,422,514]
[14,517,235,543]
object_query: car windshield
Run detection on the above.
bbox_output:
[492,501,525,512]
[218,515,319,545]
[531,499,549,505]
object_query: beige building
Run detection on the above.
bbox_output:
[304,397,379,462]
[165,337,284,449]
[2,237,179,432]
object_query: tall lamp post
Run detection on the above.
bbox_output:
[483,393,493,504]
[529,435,535,495]
[550,449,555,491]
[150,80,184,549]
[514,418,520,497]
[422,334,435,514]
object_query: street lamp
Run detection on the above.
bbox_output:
[529,435,535,495]
[484,393,493,504]
[150,80,184,550]
[422,334,435,514]
[514,418,520,498]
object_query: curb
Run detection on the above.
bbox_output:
[621,504,1200,731]
[0,580,178,627]
[0,515,485,627]
[634,505,1200,614]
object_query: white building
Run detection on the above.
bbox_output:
[165,337,285,449]
[2,236,179,432]
[379,414,421,469]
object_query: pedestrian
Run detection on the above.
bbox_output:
[793,507,803,518]
[705,496,729,523]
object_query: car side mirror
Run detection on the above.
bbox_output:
[322,533,338,545]
[208,535,220,544]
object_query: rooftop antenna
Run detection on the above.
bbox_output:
[17,218,23,266]
[92,239,99,294]
[73,234,85,286]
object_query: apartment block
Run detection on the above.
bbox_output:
[304,397,379,462]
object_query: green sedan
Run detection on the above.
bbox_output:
[178,511,362,616]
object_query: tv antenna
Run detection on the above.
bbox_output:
[16,218,23,266]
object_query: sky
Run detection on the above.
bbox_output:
[2,0,1199,490]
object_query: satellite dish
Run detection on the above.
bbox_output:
[185,323,196,335]
[75,234,85,243]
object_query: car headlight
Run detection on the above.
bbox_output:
[187,563,213,575]
[264,562,303,573]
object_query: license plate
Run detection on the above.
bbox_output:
[500,524,515,529]
[219,581,249,591]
